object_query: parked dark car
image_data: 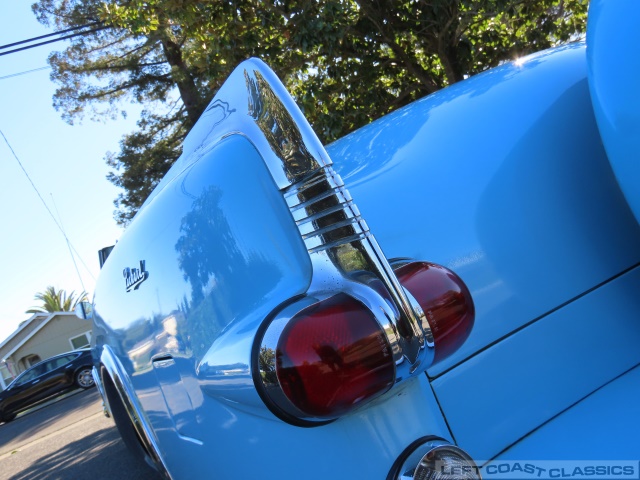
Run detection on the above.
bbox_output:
[0,349,95,423]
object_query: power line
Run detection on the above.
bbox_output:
[0,66,49,81]
[50,193,97,283]
[50,193,89,293]
[0,22,103,50]
[0,25,111,57]
[0,128,95,289]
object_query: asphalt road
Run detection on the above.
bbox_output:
[0,388,163,480]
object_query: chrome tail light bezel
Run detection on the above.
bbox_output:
[180,58,475,424]
[389,437,482,480]
[253,286,399,426]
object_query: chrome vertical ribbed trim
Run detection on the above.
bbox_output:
[179,59,437,412]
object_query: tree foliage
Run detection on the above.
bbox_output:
[26,286,88,313]
[33,0,588,224]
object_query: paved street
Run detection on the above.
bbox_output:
[0,388,163,480]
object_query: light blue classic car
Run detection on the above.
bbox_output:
[84,1,640,478]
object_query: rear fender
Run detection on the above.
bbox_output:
[99,345,170,478]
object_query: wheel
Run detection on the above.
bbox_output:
[102,368,158,474]
[75,367,95,389]
[0,411,16,423]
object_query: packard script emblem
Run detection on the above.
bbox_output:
[123,261,149,292]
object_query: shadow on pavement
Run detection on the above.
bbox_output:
[0,390,98,454]
[6,426,162,480]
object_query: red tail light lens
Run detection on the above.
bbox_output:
[256,261,473,424]
[276,293,395,418]
[395,262,475,362]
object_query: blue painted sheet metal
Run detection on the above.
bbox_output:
[94,135,312,359]
[431,266,640,461]
[494,364,640,461]
[326,43,640,377]
[157,375,451,479]
[93,134,454,478]
[92,135,313,428]
[587,0,640,227]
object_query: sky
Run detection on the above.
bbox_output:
[0,3,139,342]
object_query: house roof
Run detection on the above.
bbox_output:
[1,312,77,361]
[0,313,48,352]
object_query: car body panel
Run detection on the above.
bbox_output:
[493,363,640,461]
[0,350,93,420]
[92,134,314,442]
[31,360,67,400]
[327,42,640,378]
[587,0,640,226]
[153,374,451,479]
[91,5,640,476]
[92,134,312,368]
[92,108,455,480]
[431,265,640,460]
[1,364,48,413]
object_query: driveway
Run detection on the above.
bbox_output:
[0,389,163,480]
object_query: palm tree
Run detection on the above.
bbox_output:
[26,286,88,314]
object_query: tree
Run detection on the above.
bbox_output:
[33,0,205,225]
[33,0,588,224]
[26,286,88,314]
[280,0,589,140]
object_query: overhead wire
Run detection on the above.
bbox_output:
[0,128,95,290]
[50,193,89,293]
[0,66,49,81]
[0,22,104,50]
[0,25,111,57]
[0,21,115,286]
[0,23,110,81]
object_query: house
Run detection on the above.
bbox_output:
[0,312,92,391]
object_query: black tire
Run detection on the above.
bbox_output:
[75,367,95,389]
[102,368,158,474]
[0,411,16,423]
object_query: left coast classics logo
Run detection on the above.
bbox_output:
[123,261,149,292]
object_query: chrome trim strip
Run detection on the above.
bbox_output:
[395,439,482,480]
[256,283,400,423]
[100,345,172,479]
[188,58,437,420]
[230,60,431,369]
[91,365,111,418]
